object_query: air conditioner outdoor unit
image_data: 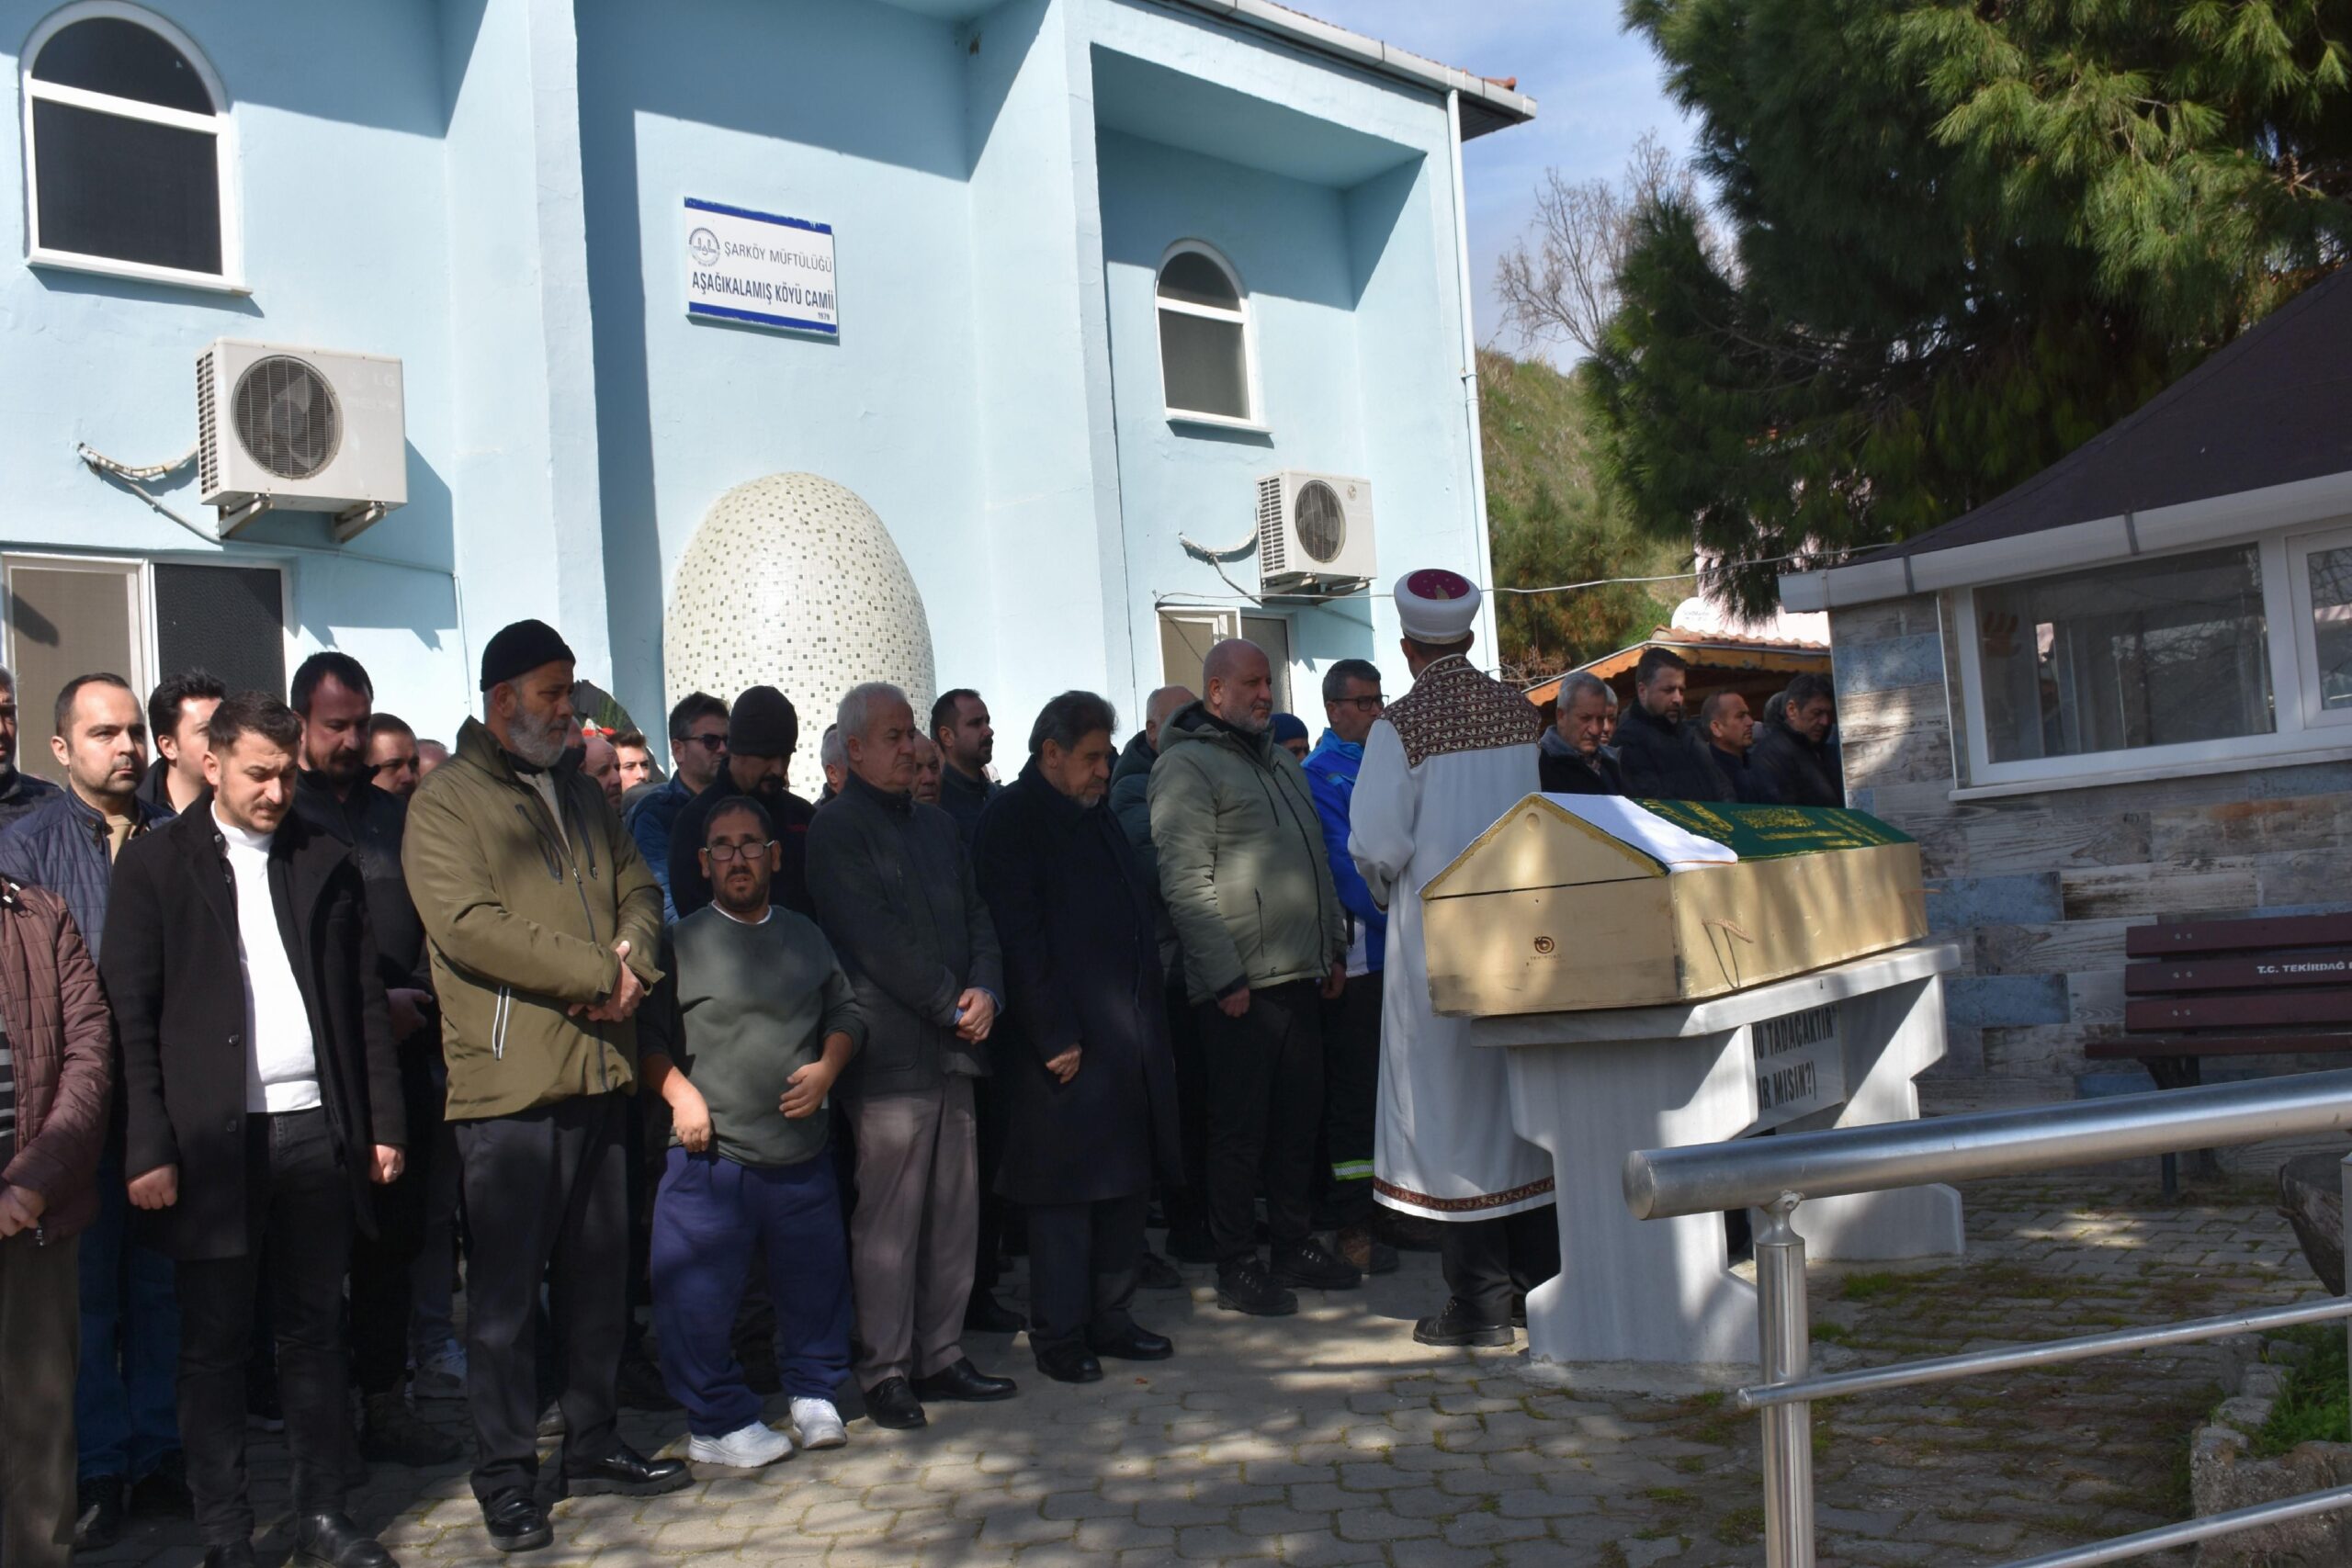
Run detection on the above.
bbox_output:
[198,340,406,541]
[1255,470,1375,592]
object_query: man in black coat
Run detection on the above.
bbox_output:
[104,693,404,1568]
[971,693,1180,1385]
[288,652,459,1470]
[1750,672,1845,807]
[1536,672,1627,796]
[1697,691,1780,805]
[1613,648,1730,802]
[668,686,818,919]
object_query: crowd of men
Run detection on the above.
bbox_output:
[0,573,1838,1568]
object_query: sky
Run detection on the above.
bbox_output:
[1301,1,1695,363]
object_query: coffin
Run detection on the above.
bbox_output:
[1420,795,1928,1016]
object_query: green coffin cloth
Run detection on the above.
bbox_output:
[1633,800,1916,861]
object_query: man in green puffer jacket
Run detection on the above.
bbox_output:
[1148,638,1360,1319]
[401,620,682,1555]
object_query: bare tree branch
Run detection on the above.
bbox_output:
[1495,130,1715,359]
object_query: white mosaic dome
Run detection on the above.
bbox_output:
[666,473,936,798]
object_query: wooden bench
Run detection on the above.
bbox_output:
[2084,911,2352,1194]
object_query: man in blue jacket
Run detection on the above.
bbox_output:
[0,673,178,1548]
[1300,660,1398,1279]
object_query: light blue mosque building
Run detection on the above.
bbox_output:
[0,0,1532,777]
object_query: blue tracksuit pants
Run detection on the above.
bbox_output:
[650,1146,852,1437]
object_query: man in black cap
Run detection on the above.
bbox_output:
[401,620,683,1556]
[665,685,818,920]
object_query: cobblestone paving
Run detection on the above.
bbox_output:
[88,1168,2315,1567]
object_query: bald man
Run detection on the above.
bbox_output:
[1148,643,1356,1314]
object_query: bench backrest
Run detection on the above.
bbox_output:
[2125,912,2352,1036]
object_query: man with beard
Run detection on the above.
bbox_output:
[929,690,998,846]
[107,693,406,1568]
[666,687,816,920]
[1148,641,1358,1317]
[582,731,624,813]
[0,675,178,1547]
[288,654,458,1471]
[402,621,682,1555]
[0,666,61,830]
[1613,648,1728,802]
[972,693,1178,1383]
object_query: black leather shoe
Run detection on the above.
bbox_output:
[1216,1258,1298,1317]
[1414,1297,1513,1348]
[74,1475,126,1550]
[1034,1343,1102,1384]
[562,1444,691,1498]
[481,1490,551,1554]
[294,1510,398,1568]
[863,1376,927,1429]
[203,1545,260,1568]
[1272,1235,1363,1292]
[1090,1323,1174,1360]
[911,1357,1018,1403]
[962,1291,1024,1334]
[1137,1250,1183,1291]
[129,1451,193,1517]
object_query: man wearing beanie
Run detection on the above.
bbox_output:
[401,620,684,1555]
[665,685,817,921]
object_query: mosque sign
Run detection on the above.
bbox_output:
[683,198,838,335]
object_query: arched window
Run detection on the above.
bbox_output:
[1156,243,1257,426]
[21,4,236,286]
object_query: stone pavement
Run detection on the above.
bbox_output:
[85,1166,2319,1568]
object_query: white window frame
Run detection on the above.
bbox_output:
[1155,240,1264,433]
[0,549,295,710]
[1949,527,2352,796]
[19,0,245,293]
[2283,522,2352,734]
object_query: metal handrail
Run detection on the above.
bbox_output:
[1624,1066,2352,1219]
[1623,1066,2352,1568]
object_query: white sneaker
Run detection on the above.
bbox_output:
[788,1396,848,1450]
[686,1421,795,1470]
[409,1342,467,1402]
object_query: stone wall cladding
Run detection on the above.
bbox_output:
[1827,592,2352,1101]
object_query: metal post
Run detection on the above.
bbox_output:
[2339,1154,2351,1423]
[1756,1190,1815,1568]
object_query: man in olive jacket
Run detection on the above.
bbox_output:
[401,621,681,1556]
[1148,639,1359,1319]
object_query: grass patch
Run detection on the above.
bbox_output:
[1640,1486,1699,1506]
[1713,1505,1765,1545]
[1812,1321,1855,1345]
[2255,1331,2351,1457]
[1840,1270,1909,1303]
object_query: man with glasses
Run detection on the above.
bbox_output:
[1301,660,1397,1279]
[628,694,729,921]
[639,797,860,1467]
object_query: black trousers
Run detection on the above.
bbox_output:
[972,1071,1012,1293]
[1313,973,1381,1231]
[1024,1192,1146,1349]
[176,1109,354,1545]
[1160,983,1210,1236]
[1197,978,1324,1268]
[452,1094,628,1504]
[1439,1203,1563,1325]
[347,1053,441,1397]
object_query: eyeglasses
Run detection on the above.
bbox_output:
[705,840,772,863]
[678,732,729,751]
[1331,695,1385,712]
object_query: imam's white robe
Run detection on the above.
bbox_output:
[1349,657,1555,1221]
